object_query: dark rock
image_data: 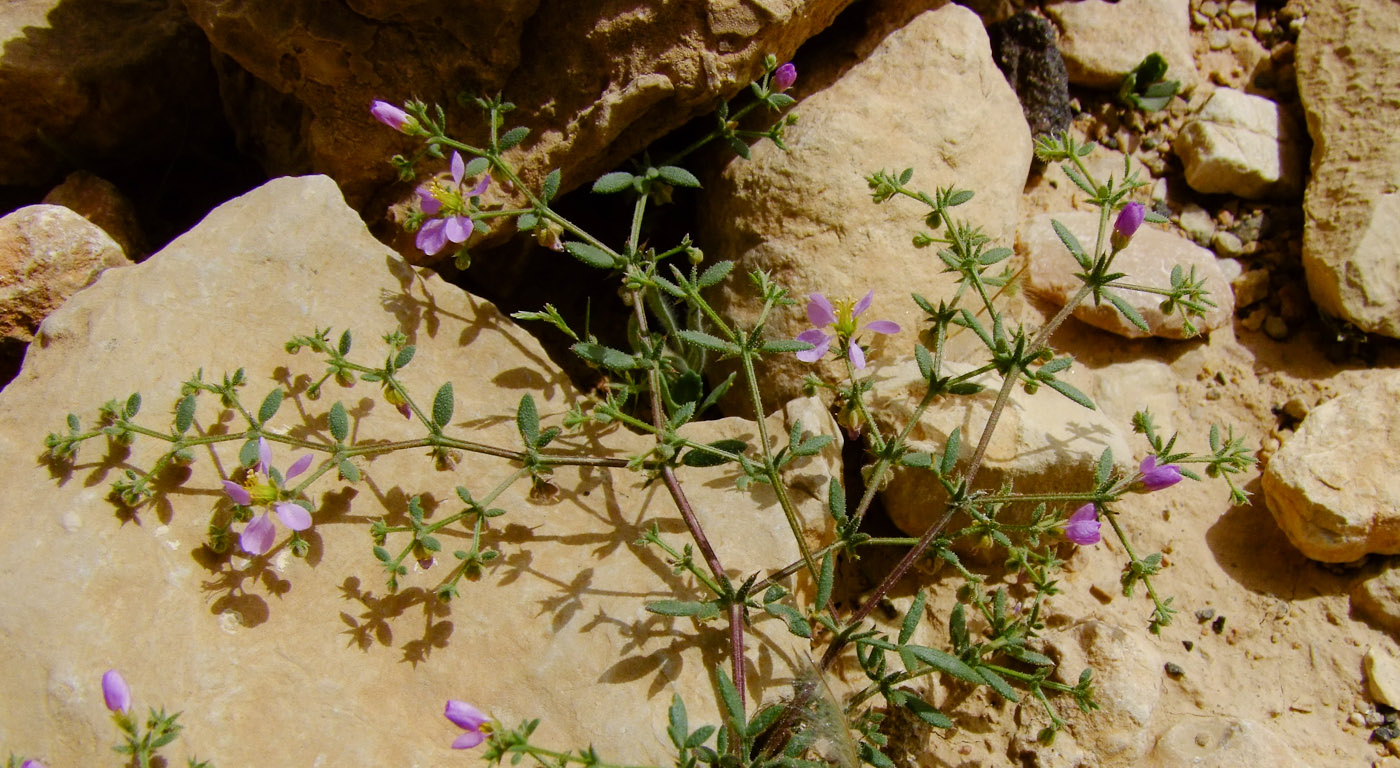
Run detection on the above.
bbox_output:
[988,12,1072,140]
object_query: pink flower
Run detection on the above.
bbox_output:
[416,151,490,256]
[1063,504,1101,546]
[223,437,315,555]
[102,669,131,713]
[796,291,900,369]
[773,62,797,93]
[1110,201,1146,251]
[1137,455,1182,492]
[370,100,418,134]
[22,760,46,768]
[445,700,489,749]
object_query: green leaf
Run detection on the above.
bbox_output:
[432,382,455,427]
[338,329,353,356]
[499,126,529,150]
[900,590,927,645]
[899,167,914,185]
[977,666,1020,702]
[328,401,349,441]
[726,136,751,160]
[1095,447,1114,486]
[940,428,961,476]
[979,247,1014,265]
[905,645,982,685]
[646,600,721,619]
[564,241,619,270]
[697,260,734,288]
[592,172,636,195]
[463,156,491,177]
[715,665,744,733]
[1007,648,1055,667]
[258,388,284,424]
[394,345,417,370]
[816,550,835,608]
[915,344,934,381]
[239,439,260,469]
[517,211,538,231]
[1061,163,1096,197]
[67,412,80,432]
[668,695,688,750]
[124,392,141,419]
[542,169,561,202]
[1104,290,1150,332]
[763,600,811,638]
[767,92,796,109]
[657,166,701,188]
[901,451,932,469]
[174,394,197,434]
[1051,219,1089,268]
[793,434,833,456]
[828,478,847,524]
[746,704,785,739]
[950,602,969,651]
[676,330,740,355]
[338,459,360,483]
[516,394,539,447]
[571,341,639,370]
[1045,378,1096,409]
[946,189,974,207]
[901,696,953,729]
[759,338,817,355]
[681,439,747,467]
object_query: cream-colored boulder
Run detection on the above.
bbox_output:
[1263,376,1400,562]
[1297,0,1400,337]
[0,204,129,344]
[701,2,1033,407]
[1021,212,1234,339]
[1144,717,1313,768]
[1044,620,1163,762]
[1176,88,1305,199]
[0,176,836,765]
[1045,0,1197,93]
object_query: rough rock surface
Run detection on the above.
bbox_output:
[42,171,149,259]
[1044,621,1163,762]
[0,0,223,186]
[1044,0,1198,93]
[0,204,129,344]
[1021,211,1234,339]
[866,358,1133,541]
[989,12,1073,140]
[1297,0,1400,337]
[1176,88,1305,199]
[1263,375,1400,562]
[701,2,1033,407]
[1366,647,1400,710]
[0,176,837,765]
[1145,717,1313,768]
[179,0,852,209]
[1353,566,1400,636]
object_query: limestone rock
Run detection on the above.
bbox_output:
[1297,0,1400,337]
[867,358,1133,541]
[1353,566,1400,636]
[42,171,149,259]
[0,204,129,344]
[0,0,224,186]
[1367,647,1400,709]
[1044,620,1162,762]
[1176,88,1305,199]
[701,2,1033,407]
[179,0,851,208]
[1263,376,1400,562]
[1021,212,1234,339]
[0,176,833,765]
[1045,0,1197,93]
[1145,717,1313,768]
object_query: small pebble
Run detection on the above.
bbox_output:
[1209,30,1232,50]
[1183,640,1195,651]
[1354,712,1370,728]
[1165,662,1185,678]
[1374,723,1400,742]
[1196,607,1217,622]
[1374,710,1394,727]
[1213,231,1245,258]
[1281,396,1308,421]
[1200,0,1220,16]
[1212,615,1227,634]
[1264,315,1289,340]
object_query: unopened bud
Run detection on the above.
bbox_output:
[1110,202,1146,252]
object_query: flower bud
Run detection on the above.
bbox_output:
[1110,202,1146,252]
[370,100,419,134]
[102,669,131,713]
[773,62,797,93]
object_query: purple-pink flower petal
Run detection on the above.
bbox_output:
[241,513,277,555]
[852,290,874,317]
[795,329,833,362]
[1064,503,1101,545]
[257,437,273,475]
[370,100,410,131]
[417,218,449,256]
[806,293,837,327]
[223,480,252,507]
[773,62,797,93]
[22,759,46,768]
[848,339,867,370]
[445,700,488,730]
[450,151,466,184]
[275,502,312,532]
[864,320,901,335]
[417,184,442,215]
[285,454,314,481]
[102,669,131,713]
[1138,455,1182,492]
[467,175,491,197]
[444,215,474,244]
[452,730,486,749]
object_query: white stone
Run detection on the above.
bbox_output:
[1145,717,1313,767]
[1045,0,1198,93]
[1176,88,1305,198]
[1367,647,1400,709]
[1044,621,1162,762]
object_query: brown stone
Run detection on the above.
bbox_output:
[0,204,129,344]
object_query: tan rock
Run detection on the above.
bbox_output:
[0,176,835,764]
[701,2,1032,407]
[1176,88,1305,199]
[42,171,148,259]
[1021,211,1234,339]
[1367,647,1400,709]
[0,204,129,344]
[180,0,850,210]
[1353,566,1400,636]
[867,358,1133,541]
[1044,620,1162,762]
[1297,0,1400,338]
[1145,717,1313,767]
[1262,376,1400,562]
[0,1,222,186]
[1045,0,1198,93]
